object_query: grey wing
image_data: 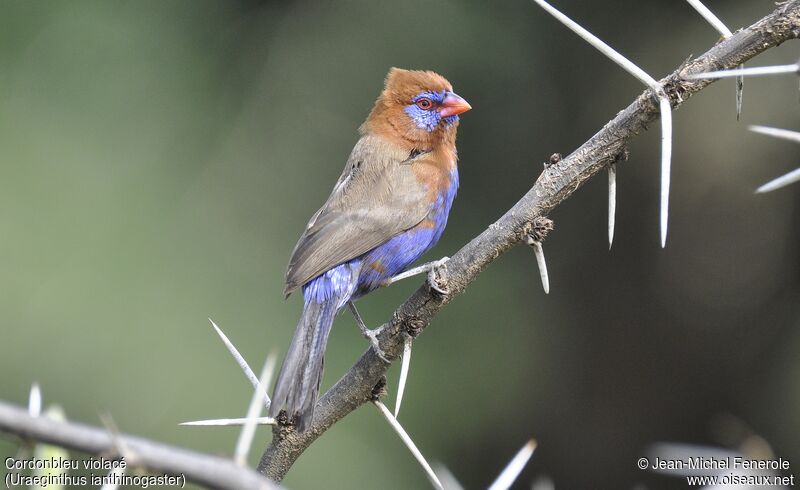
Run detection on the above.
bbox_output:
[284,135,430,295]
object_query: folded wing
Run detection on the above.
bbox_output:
[284,135,431,295]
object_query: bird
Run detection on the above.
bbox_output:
[269,68,471,432]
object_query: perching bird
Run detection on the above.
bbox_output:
[270,68,471,431]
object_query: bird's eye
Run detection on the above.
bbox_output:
[415,98,433,110]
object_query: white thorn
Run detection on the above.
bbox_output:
[532,242,550,294]
[432,463,465,490]
[685,0,732,37]
[532,0,672,248]
[532,0,659,88]
[179,417,277,427]
[374,401,443,490]
[756,167,800,193]
[209,318,271,409]
[687,64,800,79]
[488,439,538,490]
[736,70,743,120]
[659,94,673,248]
[395,336,413,418]
[608,164,617,250]
[747,125,800,193]
[748,125,800,144]
[28,383,41,418]
[100,465,126,490]
[234,352,277,466]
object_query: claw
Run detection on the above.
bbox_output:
[348,301,390,363]
[363,326,390,363]
[427,257,450,295]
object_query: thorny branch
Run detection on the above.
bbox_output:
[257,1,800,481]
[0,401,278,490]
[0,3,797,488]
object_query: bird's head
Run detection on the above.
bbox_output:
[364,68,471,148]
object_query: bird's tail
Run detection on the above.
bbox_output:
[269,298,337,432]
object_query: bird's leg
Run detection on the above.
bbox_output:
[347,301,389,363]
[385,256,450,295]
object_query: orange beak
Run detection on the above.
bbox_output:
[439,92,472,117]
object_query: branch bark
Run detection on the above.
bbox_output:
[0,401,278,490]
[258,1,800,481]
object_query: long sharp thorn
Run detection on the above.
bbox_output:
[687,64,800,79]
[432,463,464,490]
[28,383,41,418]
[748,125,800,192]
[532,0,658,87]
[532,242,550,294]
[659,94,673,248]
[684,0,745,122]
[374,401,443,490]
[395,336,413,418]
[488,439,538,490]
[234,352,277,466]
[209,318,271,409]
[532,0,671,248]
[736,71,743,120]
[748,125,800,144]
[180,417,276,427]
[756,167,800,193]
[608,164,617,250]
[686,0,732,37]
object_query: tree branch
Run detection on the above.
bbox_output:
[258,2,800,481]
[0,401,279,490]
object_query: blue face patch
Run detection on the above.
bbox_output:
[404,91,459,133]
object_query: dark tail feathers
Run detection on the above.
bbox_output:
[269,299,336,432]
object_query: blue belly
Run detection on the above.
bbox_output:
[303,168,458,304]
[355,169,458,296]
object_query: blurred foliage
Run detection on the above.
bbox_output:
[0,1,797,488]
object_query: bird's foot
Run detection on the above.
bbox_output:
[348,301,389,363]
[362,325,390,363]
[427,256,450,295]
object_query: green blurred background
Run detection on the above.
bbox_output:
[1,1,798,488]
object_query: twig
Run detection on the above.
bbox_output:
[0,401,279,490]
[373,401,443,490]
[257,1,800,482]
